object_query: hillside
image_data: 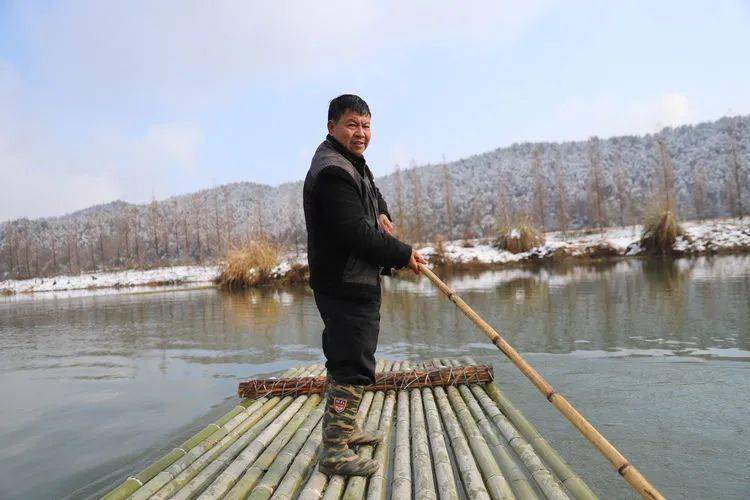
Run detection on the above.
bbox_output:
[1,115,748,279]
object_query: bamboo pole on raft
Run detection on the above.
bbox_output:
[418,264,664,500]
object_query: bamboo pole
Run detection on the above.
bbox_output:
[443,359,540,500]
[248,399,326,500]
[420,265,664,500]
[196,367,327,499]
[391,361,413,499]
[102,366,301,500]
[409,361,439,500]
[265,417,324,499]
[224,394,323,498]
[434,359,516,500]
[424,359,491,500]
[341,360,392,500]
[155,365,322,500]
[463,356,596,500]
[365,360,401,500]
[467,375,571,499]
[130,397,271,500]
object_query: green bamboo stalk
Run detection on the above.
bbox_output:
[418,362,457,500]
[154,365,322,500]
[130,397,271,500]
[102,366,301,500]
[409,361,438,500]
[298,358,384,500]
[444,359,539,500]
[436,359,515,500]
[225,393,323,498]
[457,365,570,499]
[296,467,328,500]
[257,407,325,500]
[425,359,491,500]
[463,357,596,500]
[365,360,401,500]
[340,360,392,500]
[483,382,596,500]
[391,360,412,499]
[195,367,327,499]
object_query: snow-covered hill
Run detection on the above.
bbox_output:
[1,115,748,279]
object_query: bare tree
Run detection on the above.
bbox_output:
[409,162,424,243]
[552,149,569,236]
[7,227,17,277]
[692,164,708,222]
[531,146,546,231]
[727,117,745,219]
[441,155,454,241]
[255,190,265,240]
[97,220,106,268]
[148,197,161,260]
[48,229,58,275]
[587,136,608,233]
[393,164,405,238]
[655,135,676,211]
[212,189,224,253]
[612,149,631,227]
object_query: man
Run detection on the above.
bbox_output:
[303,94,425,476]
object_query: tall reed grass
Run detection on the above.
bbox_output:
[640,210,684,254]
[496,220,545,254]
[216,239,280,290]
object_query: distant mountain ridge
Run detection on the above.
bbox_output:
[1,115,748,278]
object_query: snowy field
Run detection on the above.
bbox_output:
[2,218,748,296]
[416,217,750,265]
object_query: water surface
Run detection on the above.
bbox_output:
[1,256,748,498]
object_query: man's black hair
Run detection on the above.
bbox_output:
[328,94,371,122]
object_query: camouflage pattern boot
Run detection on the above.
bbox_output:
[318,378,378,477]
[347,411,384,447]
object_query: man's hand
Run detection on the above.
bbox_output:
[407,249,427,275]
[378,213,395,235]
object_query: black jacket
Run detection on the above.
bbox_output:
[303,135,412,299]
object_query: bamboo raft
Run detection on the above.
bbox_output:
[104,357,598,500]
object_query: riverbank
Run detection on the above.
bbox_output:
[2,218,748,296]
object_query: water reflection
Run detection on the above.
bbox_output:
[380,256,749,357]
[0,255,749,498]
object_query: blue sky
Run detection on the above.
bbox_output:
[1,0,749,221]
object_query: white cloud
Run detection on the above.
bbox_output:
[19,1,553,98]
[551,91,696,140]
[0,57,205,221]
[145,122,203,166]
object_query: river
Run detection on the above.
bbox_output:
[1,256,748,498]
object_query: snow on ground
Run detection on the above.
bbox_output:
[417,218,750,266]
[0,265,220,295]
[2,219,748,297]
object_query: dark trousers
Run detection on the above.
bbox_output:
[313,291,381,385]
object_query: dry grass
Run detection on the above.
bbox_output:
[216,239,280,290]
[496,220,545,254]
[432,237,448,266]
[640,210,685,254]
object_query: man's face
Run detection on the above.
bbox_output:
[328,110,371,156]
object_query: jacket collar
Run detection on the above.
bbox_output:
[326,134,366,177]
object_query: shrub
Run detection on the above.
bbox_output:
[496,220,545,254]
[216,239,280,290]
[640,210,685,254]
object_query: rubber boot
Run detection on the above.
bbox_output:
[347,415,384,447]
[318,378,378,477]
